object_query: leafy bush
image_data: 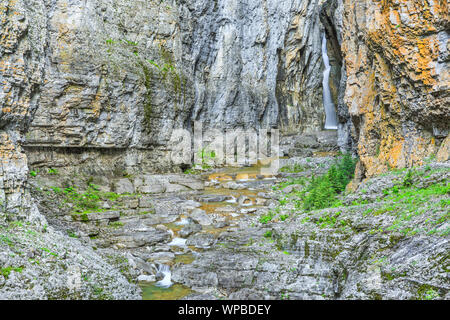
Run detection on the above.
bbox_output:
[47,168,59,175]
[402,169,414,188]
[317,211,342,229]
[263,230,273,238]
[303,177,338,211]
[0,266,23,279]
[62,185,102,211]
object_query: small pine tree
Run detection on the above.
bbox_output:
[302,153,357,211]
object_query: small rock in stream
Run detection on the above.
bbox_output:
[214,221,230,228]
[186,233,216,249]
[190,209,213,226]
[137,275,156,283]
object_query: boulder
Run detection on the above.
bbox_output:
[190,209,213,226]
[113,179,135,194]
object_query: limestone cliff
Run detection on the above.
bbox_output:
[341,0,449,179]
[1,0,449,301]
[0,0,46,218]
[15,0,332,176]
[1,0,334,214]
[0,0,449,214]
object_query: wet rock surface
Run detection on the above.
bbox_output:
[0,0,340,182]
[171,163,450,300]
[0,221,141,300]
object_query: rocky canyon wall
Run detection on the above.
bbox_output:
[0,0,46,219]
[22,0,192,175]
[341,0,449,178]
[1,0,449,215]
[1,0,334,216]
[18,0,333,175]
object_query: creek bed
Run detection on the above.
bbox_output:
[141,165,270,300]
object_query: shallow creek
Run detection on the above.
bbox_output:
[140,165,275,300]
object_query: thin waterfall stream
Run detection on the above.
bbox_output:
[322,33,338,130]
[155,264,173,288]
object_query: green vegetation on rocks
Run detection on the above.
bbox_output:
[48,183,124,214]
[276,154,357,212]
[0,266,23,279]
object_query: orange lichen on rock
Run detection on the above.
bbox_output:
[342,0,448,179]
[436,135,450,162]
[208,174,233,182]
[387,139,404,168]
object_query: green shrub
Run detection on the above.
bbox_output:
[61,185,101,211]
[263,230,273,238]
[302,154,357,211]
[317,211,341,229]
[259,211,275,224]
[402,169,414,188]
[67,231,78,238]
[303,177,337,211]
[109,221,124,228]
[0,266,23,279]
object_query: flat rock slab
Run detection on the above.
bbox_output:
[190,209,213,226]
[146,252,176,264]
[196,195,230,203]
[133,174,205,194]
[167,175,205,191]
[114,230,171,249]
[113,179,135,194]
[71,211,120,222]
[139,196,154,208]
[282,184,303,194]
[179,223,203,237]
[186,233,216,249]
[222,182,246,190]
[137,275,156,283]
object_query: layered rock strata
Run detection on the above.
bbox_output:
[341,0,449,178]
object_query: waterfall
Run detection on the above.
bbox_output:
[155,264,173,288]
[168,237,187,246]
[321,33,338,130]
[175,218,190,226]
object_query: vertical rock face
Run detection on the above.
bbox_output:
[16,0,332,175]
[177,0,328,133]
[341,0,449,178]
[320,0,355,153]
[0,0,46,219]
[275,0,328,133]
[23,0,193,174]
[2,0,448,217]
[1,0,332,215]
